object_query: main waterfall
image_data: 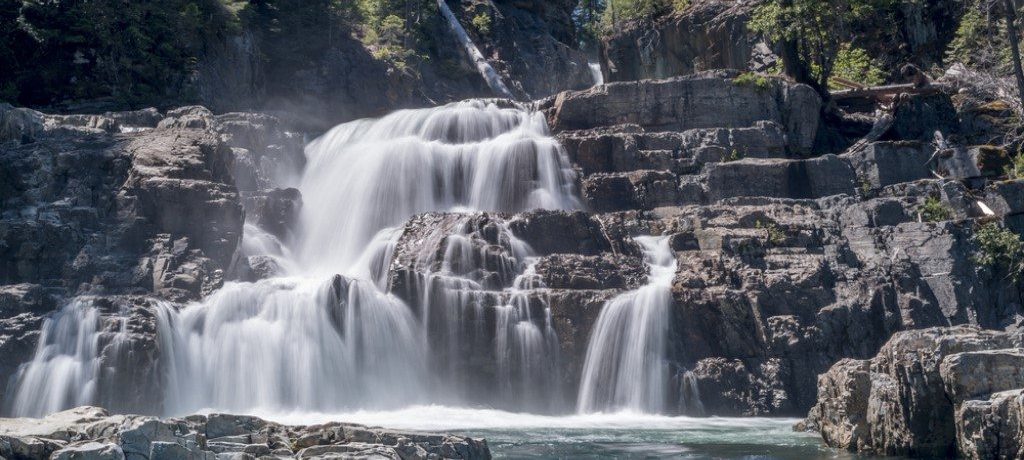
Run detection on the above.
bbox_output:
[7,100,581,417]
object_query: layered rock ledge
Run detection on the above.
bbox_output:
[0,406,490,460]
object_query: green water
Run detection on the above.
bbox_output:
[262,406,884,460]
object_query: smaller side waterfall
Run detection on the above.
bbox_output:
[6,300,120,417]
[588,62,604,86]
[576,235,677,414]
[436,0,515,99]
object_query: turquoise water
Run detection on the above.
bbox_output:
[261,406,879,459]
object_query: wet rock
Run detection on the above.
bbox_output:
[241,188,301,241]
[534,253,647,290]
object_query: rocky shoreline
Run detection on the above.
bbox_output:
[0,407,490,460]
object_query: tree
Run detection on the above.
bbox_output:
[1002,0,1024,105]
[750,0,897,98]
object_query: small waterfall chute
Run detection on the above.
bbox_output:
[435,0,515,99]
[576,235,677,414]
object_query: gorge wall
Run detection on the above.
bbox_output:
[3,70,1021,422]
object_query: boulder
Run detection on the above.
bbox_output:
[805,326,1024,457]
[52,442,125,460]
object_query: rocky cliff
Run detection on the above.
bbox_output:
[2,63,1024,460]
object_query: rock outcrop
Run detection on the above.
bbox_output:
[0,104,304,405]
[600,0,761,83]
[0,105,303,302]
[0,406,491,460]
[804,326,1024,458]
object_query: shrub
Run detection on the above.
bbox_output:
[1005,150,1024,180]
[471,13,492,35]
[919,196,952,222]
[733,72,772,91]
[756,220,786,246]
[831,44,885,88]
[974,222,1024,280]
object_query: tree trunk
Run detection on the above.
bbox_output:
[1004,0,1024,105]
[777,0,828,99]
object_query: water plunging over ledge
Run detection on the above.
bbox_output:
[6,100,580,417]
[577,235,678,414]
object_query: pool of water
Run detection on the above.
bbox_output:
[257,406,881,459]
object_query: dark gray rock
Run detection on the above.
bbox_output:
[805,326,1024,457]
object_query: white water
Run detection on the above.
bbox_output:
[298,100,578,275]
[577,235,678,414]
[6,300,107,417]
[589,62,604,86]
[7,100,583,418]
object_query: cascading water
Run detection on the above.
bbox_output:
[401,216,564,412]
[6,300,106,417]
[576,235,677,414]
[588,62,604,86]
[298,100,578,275]
[7,100,580,417]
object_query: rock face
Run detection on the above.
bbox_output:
[529,77,1024,416]
[598,0,966,84]
[0,104,304,411]
[2,69,1023,445]
[0,105,302,302]
[0,407,491,460]
[600,0,760,83]
[804,326,1024,458]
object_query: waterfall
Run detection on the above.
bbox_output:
[402,216,563,412]
[6,99,579,417]
[5,300,123,417]
[576,236,677,414]
[298,100,578,275]
[436,0,515,99]
[155,277,427,414]
[588,62,604,86]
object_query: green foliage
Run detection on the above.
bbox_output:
[2,0,238,107]
[946,5,1012,75]
[350,0,435,72]
[831,44,885,88]
[725,149,744,162]
[1006,150,1024,180]
[919,196,952,222]
[471,13,492,35]
[574,0,691,37]
[974,222,1024,280]
[750,0,896,93]
[733,72,772,91]
[756,220,786,246]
